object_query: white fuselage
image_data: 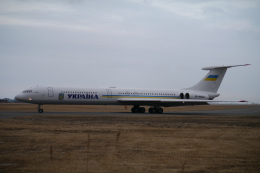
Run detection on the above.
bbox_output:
[15,86,218,106]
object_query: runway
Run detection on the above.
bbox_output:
[1,106,260,118]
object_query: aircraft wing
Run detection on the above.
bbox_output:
[117,98,238,106]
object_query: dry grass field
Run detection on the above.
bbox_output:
[0,104,260,172]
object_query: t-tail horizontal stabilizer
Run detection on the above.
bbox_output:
[185,64,250,93]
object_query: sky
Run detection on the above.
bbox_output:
[0,0,260,103]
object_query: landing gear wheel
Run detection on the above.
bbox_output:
[156,108,163,114]
[138,107,146,113]
[131,107,139,113]
[148,108,156,113]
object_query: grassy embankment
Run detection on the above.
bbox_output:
[0,104,259,172]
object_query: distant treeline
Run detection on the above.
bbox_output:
[0,98,21,103]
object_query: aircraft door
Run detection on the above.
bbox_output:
[106,89,112,98]
[47,87,54,97]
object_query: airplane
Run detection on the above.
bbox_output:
[15,64,250,113]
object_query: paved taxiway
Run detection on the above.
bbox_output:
[0,106,260,118]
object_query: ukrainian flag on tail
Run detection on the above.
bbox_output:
[205,75,219,81]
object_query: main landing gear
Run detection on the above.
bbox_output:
[131,106,163,114]
[131,106,146,113]
[148,107,163,114]
[38,104,43,113]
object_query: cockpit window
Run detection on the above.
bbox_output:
[22,90,32,93]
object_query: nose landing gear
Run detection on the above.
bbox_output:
[38,104,43,113]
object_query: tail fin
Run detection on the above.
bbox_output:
[185,64,250,93]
